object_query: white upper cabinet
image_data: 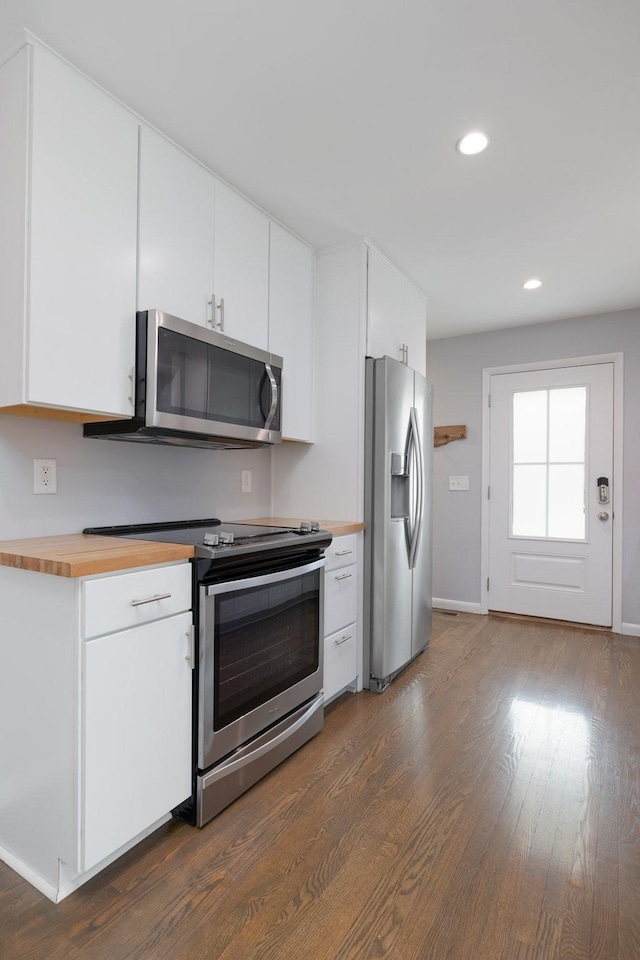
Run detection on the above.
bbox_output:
[366,246,427,376]
[138,126,215,326]
[367,246,403,363]
[268,223,315,442]
[212,180,270,350]
[0,41,139,418]
[401,282,427,378]
[0,38,315,424]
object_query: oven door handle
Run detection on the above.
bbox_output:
[205,557,327,596]
[199,695,324,787]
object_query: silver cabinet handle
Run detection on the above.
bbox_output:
[335,549,353,557]
[185,626,195,667]
[334,634,352,645]
[130,592,172,607]
[598,511,610,521]
[207,294,225,330]
[334,573,353,581]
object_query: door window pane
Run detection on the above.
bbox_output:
[513,390,547,463]
[513,465,547,537]
[549,387,586,462]
[511,386,587,541]
[548,464,585,539]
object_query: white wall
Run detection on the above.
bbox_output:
[426,307,640,629]
[0,414,271,539]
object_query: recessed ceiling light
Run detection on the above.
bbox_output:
[523,279,542,290]
[456,131,489,155]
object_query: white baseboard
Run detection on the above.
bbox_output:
[0,845,59,902]
[621,622,640,637]
[1,812,172,903]
[432,598,485,616]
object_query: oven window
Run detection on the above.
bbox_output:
[213,570,320,730]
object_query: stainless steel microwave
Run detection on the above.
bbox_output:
[84,310,283,450]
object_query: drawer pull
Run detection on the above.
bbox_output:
[130,592,172,607]
[335,549,353,557]
[334,573,353,581]
[334,634,352,645]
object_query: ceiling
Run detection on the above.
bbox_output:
[2,0,639,340]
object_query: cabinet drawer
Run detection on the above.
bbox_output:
[325,534,358,572]
[324,563,357,636]
[324,623,357,702]
[82,563,192,639]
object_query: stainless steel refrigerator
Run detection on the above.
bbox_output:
[364,355,433,692]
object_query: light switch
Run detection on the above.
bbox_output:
[449,476,469,491]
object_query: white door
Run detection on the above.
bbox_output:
[29,44,139,416]
[268,222,315,442]
[138,125,215,327]
[212,179,270,350]
[82,612,193,871]
[367,246,403,363]
[488,363,614,625]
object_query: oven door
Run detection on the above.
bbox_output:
[198,557,325,770]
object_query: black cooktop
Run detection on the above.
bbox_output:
[83,518,331,560]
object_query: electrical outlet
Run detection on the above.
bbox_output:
[34,458,57,495]
[241,469,252,494]
[449,475,469,491]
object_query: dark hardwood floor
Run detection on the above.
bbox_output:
[1,611,639,959]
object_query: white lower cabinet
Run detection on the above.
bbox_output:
[323,624,357,705]
[0,559,193,901]
[323,534,360,703]
[82,611,192,871]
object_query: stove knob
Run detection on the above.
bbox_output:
[203,532,219,546]
[299,521,311,534]
[310,520,320,533]
[218,531,235,545]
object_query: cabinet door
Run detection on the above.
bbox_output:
[28,45,139,416]
[401,281,427,377]
[324,563,358,636]
[268,223,315,442]
[213,180,269,350]
[82,611,192,871]
[324,623,357,702]
[138,126,215,326]
[367,246,403,364]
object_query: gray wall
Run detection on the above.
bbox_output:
[426,307,640,628]
[0,415,271,540]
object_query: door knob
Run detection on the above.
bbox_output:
[598,511,610,521]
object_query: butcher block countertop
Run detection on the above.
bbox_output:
[0,518,364,579]
[0,534,194,578]
[248,518,365,536]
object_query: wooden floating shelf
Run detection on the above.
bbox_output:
[434,425,467,447]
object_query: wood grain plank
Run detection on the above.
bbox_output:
[0,534,194,576]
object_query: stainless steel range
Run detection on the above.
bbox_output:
[84,519,331,826]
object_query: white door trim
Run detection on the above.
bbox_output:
[481,353,624,633]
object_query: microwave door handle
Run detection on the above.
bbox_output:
[264,363,278,430]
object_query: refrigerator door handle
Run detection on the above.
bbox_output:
[408,406,424,569]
